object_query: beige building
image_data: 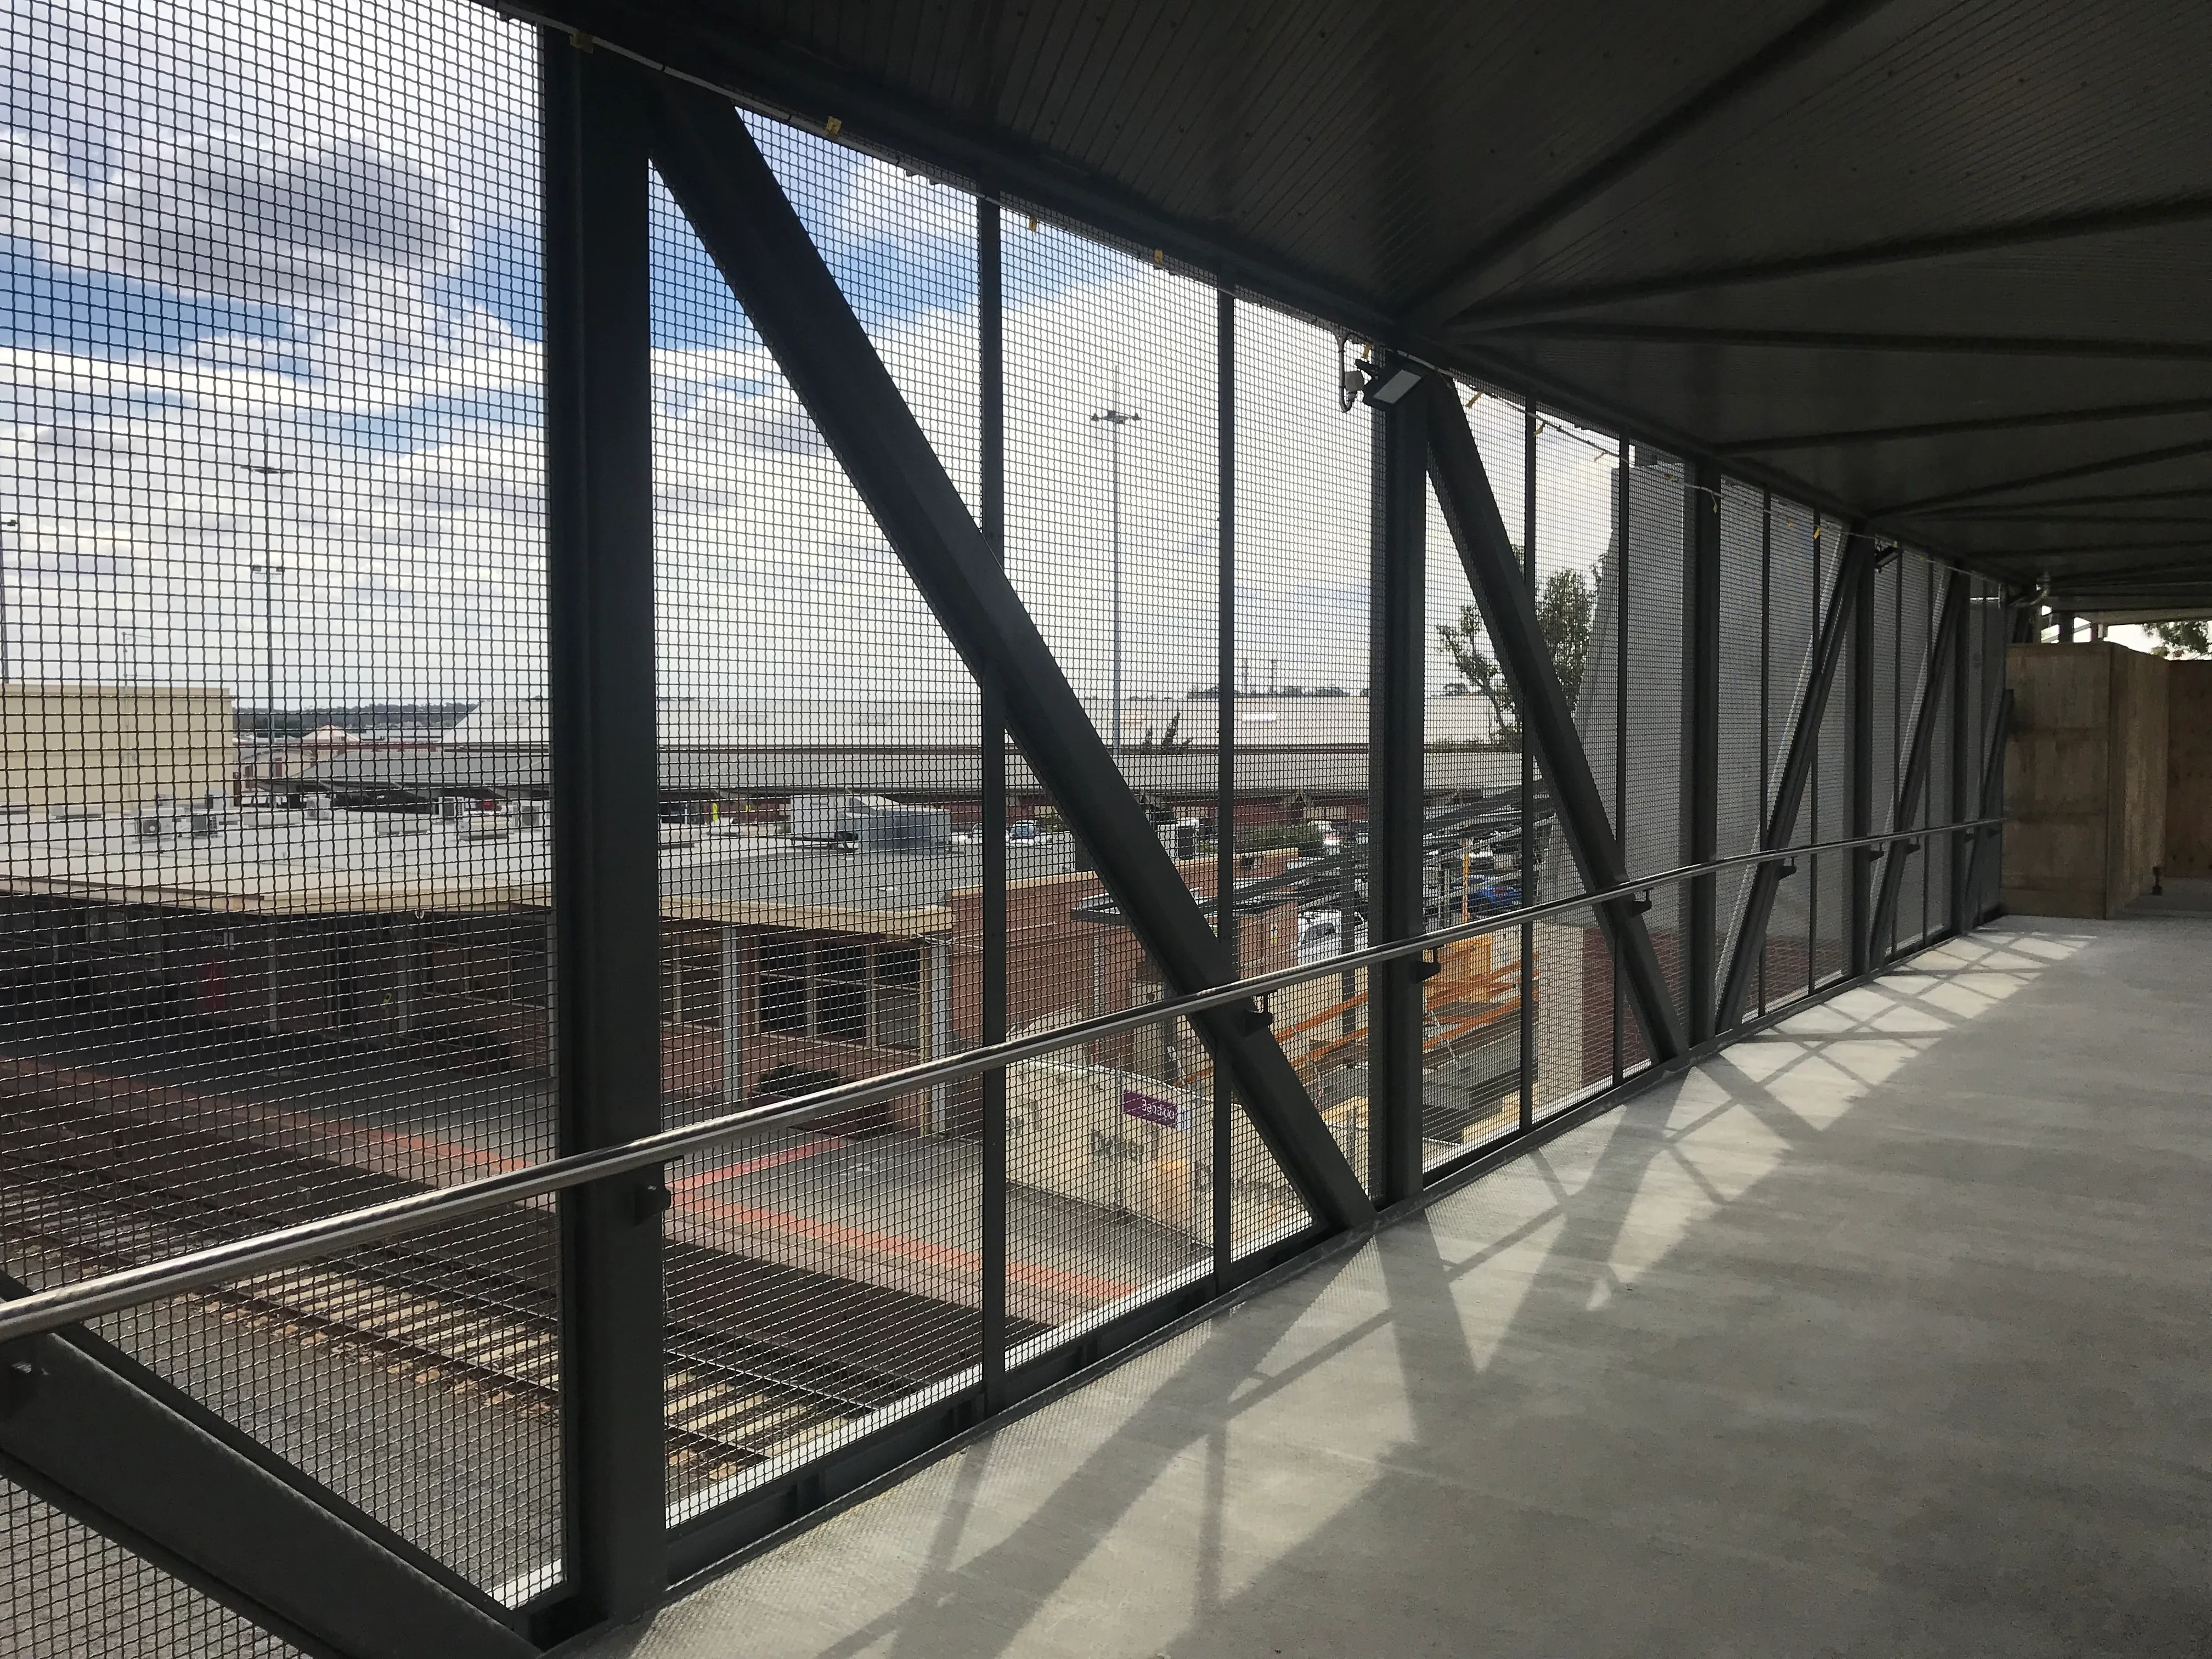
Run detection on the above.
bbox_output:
[0,685,234,814]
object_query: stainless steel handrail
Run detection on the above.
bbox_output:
[0,814,2003,1345]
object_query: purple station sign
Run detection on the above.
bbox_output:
[1121,1087,1192,1132]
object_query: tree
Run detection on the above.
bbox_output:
[1436,555,1600,749]
[2149,619,2210,658]
[1536,566,1594,706]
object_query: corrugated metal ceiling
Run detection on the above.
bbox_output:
[529,0,2212,612]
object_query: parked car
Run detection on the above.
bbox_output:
[1297,910,1368,965]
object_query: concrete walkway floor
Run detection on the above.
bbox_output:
[580,916,2212,1658]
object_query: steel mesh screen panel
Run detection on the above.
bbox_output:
[1927,658,1955,941]
[1973,579,2008,924]
[1810,521,1854,990]
[1891,554,1935,955]
[645,118,994,1517]
[1419,393,1527,1156]
[3,1478,307,1658]
[1529,412,1626,1114]
[1871,551,1901,850]
[1225,298,1368,1244]
[1614,451,1689,1059]
[1001,1012,1218,1313]
[1978,580,2008,919]
[1774,500,1826,1006]
[1003,207,1226,1288]
[1713,479,1767,1009]
[1752,497,1825,1014]
[84,1214,563,1595]
[1539,431,1641,1079]
[0,0,561,1598]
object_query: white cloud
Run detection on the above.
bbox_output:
[831,154,974,251]
[0,0,1526,727]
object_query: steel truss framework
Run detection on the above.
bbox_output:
[0,36,2017,1656]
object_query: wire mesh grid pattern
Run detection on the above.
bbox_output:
[0,20,2021,1653]
[1522,410,1623,1117]
[1891,554,1934,954]
[1224,298,1365,1239]
[1001,204,1231,1279]
[1417,389,1526,1159]
[645,120,989,1517]
[0,0,565,1629]
[1756,499,1826,1013]
[1713,478,1768,1006]
[92,1215,564,1588]
[2,1481,306,1659]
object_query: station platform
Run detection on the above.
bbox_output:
[574,915,2212,1658]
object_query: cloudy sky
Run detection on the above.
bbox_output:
[0,0,1625,731]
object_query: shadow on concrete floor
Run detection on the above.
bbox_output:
[577,919,2212,1659]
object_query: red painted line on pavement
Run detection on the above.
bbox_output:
[669,1135,836,1193]
[2,1054,1140,1308]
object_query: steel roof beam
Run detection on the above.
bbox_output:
[1937,536,2212,560]
[1408,0,1903,326]
[1469,320,2212,360]
[1449,198,2212,330]
[1714,395,2212,457]
[2062,571,2212,584]
[1915,486,2212,517]
[1918,512,2212,528]
[641,67,1373,1232]
[1875,435,2212,520]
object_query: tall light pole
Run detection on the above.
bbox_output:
[249,561,285,753]
[247,449,291,747]
[0,516,16,684]
[1090,371,1139,758]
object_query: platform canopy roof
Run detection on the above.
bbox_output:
[545,0,2212,617]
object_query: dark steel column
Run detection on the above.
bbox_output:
[1757,491,1771,1014]
[1948,577,1974,934]
[1716,533,1875,1030]
[1613,438,1629,1082]
[644,76,1371,1231]
[1847,543,1878,978]
[1870,568,1971,962]
[1519,405,1536,1130]
[1426,385,1688,1062]
[543,33,667,1620]
[1367,358,1426,1204]
[1807,520,1823,987]
[978,198,1008,1412]
[1214,290,1238,1276]
[1683,462,1722,1041]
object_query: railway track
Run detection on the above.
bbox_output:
[0,1091,1032,1493]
